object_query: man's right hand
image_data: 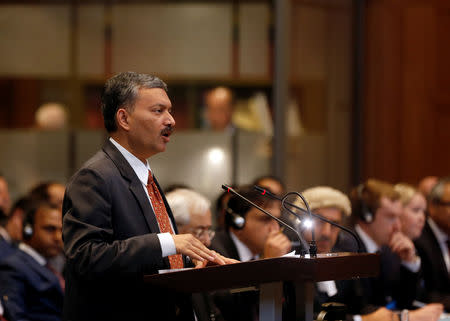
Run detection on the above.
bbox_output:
[263,230,291,258]
[172,234,217,262]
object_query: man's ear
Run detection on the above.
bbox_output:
[116,108,130,131]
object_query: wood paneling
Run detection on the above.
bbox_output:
[363,0,450,184]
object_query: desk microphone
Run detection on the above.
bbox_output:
[221,184,306,256]
[254,185,363,253]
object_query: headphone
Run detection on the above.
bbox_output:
[22,205,38,241]
[225,207,246,230]
[357,184,374,223]
[22,216,34,240]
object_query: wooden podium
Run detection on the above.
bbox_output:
[144,252,379,321]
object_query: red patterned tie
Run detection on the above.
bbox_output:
[46,263,65,292]
[147,170,183,269]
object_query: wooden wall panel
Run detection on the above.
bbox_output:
[363,0,450,184]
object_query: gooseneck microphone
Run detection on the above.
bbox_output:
[254,185,363,253]
[222,184,306,256]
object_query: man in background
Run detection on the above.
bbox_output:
[415,177,450,311]
[0,203,64,321]
[204,86,235,132]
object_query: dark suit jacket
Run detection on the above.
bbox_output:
[209,230,258,321]
[62,140,194,321]
[0,236,15,262]
[415,221,450,311]
[326,231,420,315]
[0,248,64,321]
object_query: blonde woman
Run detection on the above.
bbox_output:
[394,183,426,240]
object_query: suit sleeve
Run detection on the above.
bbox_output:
[0,262,31,321]
[62,167,165,280]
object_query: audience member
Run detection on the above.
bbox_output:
[166,188,237,321]
[29,181,66,212]
[415,177,450,311]
[2,196,34,244]
[252,175,286,196]
[204,87,235,132]
[417,176,438,198]
[300,185,443,321]
[214,187,234,230]
[348,179,421,310]
[0,203,64,321]
[210,185,291,321]
[35,102,68,130]
[0,174,11,214]
[394,183,426,240]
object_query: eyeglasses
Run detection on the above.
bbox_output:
[191,227,215,239]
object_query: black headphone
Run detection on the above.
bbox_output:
[225,207,246,230]
[357,184,374,223]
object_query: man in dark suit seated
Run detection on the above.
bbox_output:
[415,177,450,311]
[301,185,443,321]
[0,203,64,321]
[209,185,292,321]
[62,72,227,321]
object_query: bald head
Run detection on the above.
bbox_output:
[205,87,234,131]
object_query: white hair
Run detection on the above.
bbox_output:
[166,188,211,226]
[300,186,351,217]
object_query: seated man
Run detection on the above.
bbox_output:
[0,203,64,321]
[415,177,450,311]
[210,185,291,321]
[301,185,443,321]
[167,188,237,321]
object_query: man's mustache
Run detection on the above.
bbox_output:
[161,126,174,136]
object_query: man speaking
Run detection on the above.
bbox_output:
[62,72,222,321]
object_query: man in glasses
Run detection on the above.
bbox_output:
[415,176,450,311]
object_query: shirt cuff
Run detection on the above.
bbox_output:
[157,233,177,257]
[353,315,362,321]
[401,256,421,273]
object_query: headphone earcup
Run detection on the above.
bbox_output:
[225,208,246,230]
[23,223,33,240]
[357,184,374,223]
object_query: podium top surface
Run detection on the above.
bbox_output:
[144,252,379,293]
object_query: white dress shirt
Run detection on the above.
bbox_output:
[110,138,176,258]
[229,231,258,262]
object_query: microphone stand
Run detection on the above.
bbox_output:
[255,185,363,253]
[221,185,306,257]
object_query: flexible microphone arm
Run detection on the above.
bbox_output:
[221,185,305,257]
[254,185,363,253]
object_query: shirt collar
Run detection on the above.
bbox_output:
[355,224,379,253]
[19,242,46,266]
[0,226,11,243]
[110,137,151,186]
[230,231,258,262]
[428,217,448,243]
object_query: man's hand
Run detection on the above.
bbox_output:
[389,232,417,262]
[263,230,291,258]
[172,234,217,262]
[409,304,443,321]
[193,250,240,268]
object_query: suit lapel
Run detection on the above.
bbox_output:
[102,140,160,234]
[20,251,63,294]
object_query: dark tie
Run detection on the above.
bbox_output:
[46,263,65,292]
[147,170,183,269]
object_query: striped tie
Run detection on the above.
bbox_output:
[147,170,183,269]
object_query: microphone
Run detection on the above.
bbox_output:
[254,185,363,253]
[221,184,306,256]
